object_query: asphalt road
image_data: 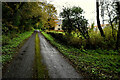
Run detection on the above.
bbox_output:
[39,33,83,78]
[3,32,83,79]
[3,33,35,78]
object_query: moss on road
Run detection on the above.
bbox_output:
[35,33,49,78]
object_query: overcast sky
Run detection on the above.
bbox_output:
[47,0,96,26]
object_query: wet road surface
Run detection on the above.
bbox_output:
[3,33,35,78]
[39,33,83,78]
[3,32,83,79]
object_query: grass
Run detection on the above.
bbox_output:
[2,31,33,65]
[34,33,49,78]
[41,31,120,79]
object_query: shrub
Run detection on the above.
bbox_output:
[46,27,117,50]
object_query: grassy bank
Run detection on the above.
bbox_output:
[41,31,120,79]
[2,31,33,65]
[34,33,49,78]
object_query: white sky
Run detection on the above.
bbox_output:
[47,0,96,26]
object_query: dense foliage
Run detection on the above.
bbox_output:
[2,2,57,34]
[46,26,118,50]
[60,2,120,50]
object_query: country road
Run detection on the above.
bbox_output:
[2,1,119,79]
[39,33,82,78]
[2,32,83,79]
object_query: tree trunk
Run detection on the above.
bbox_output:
[116,2,120,50]
[106,5,116,40]
[96,1,105,37]
[110,20,116,40]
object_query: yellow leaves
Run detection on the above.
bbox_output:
[47,18,57,28]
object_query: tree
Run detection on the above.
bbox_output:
[37,2,57,30]
[60,6,89,39]
[96,0,105,37]
[100,0,118,40]
[2,2,24,33]
[99,0,120,49]
[2,2,57,33]
[72,6,89,39]
[60,7,73,34]
[116,2,120,50]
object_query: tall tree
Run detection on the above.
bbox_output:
[116,2,120,50]
[96,0,105,37]
[100,0,117,40]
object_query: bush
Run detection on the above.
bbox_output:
[47,32,87,49]
[46,26,117,50]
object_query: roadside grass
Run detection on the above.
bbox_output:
[34,33,49,78]
[41,31,120,79]
[2,31,33,65]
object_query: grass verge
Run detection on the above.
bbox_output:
[34,33,49,78]
[41,31,120,79]
[2,31,34,75]
[2,31,34,65]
